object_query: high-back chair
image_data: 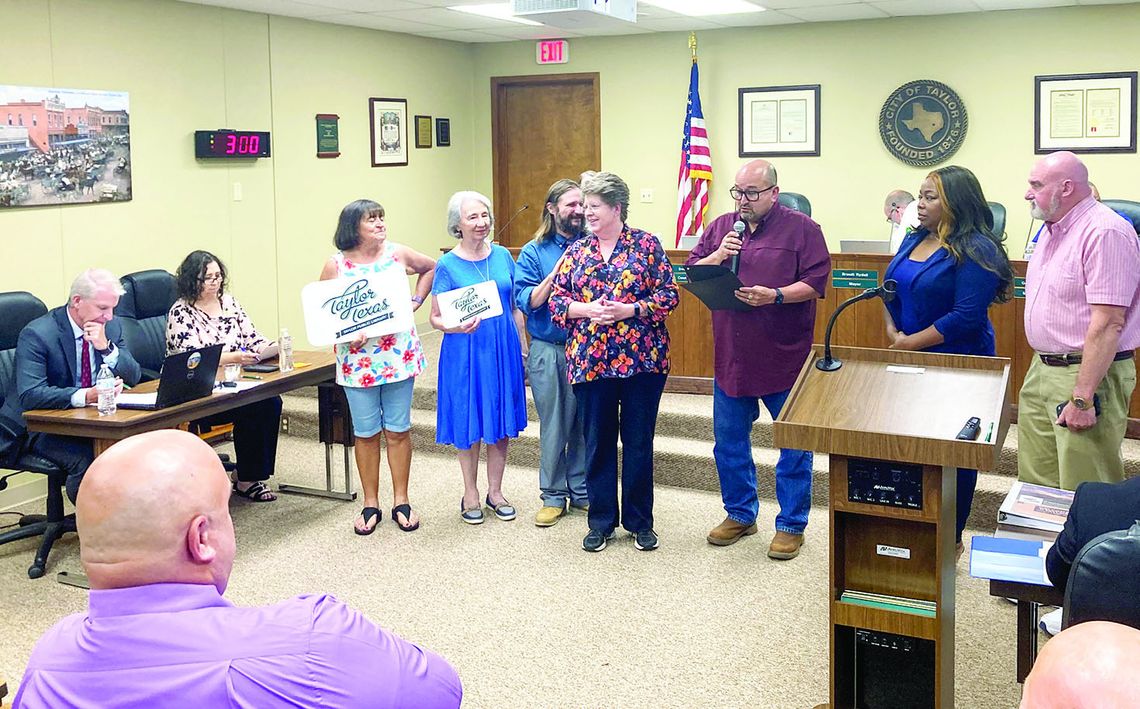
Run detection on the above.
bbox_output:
[0,291,75,579]
[777,191,812,217]
[988,201,1006,238]
[1102,199,1140,236]
[117,269,177,381]
[1062,522,1140,631]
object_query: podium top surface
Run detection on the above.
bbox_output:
[774,345,1011,470]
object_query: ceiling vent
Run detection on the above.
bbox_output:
[510,0,637,29]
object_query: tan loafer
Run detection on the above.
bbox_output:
[534,505,565,527]
[767,531,804,560]
[707,517,758,546]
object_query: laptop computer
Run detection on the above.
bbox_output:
[840,239,893,254]
[117,344,224,410]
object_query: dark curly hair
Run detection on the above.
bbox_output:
[175,250,227,303]
[334,199,385,251]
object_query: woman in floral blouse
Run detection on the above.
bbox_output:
[167,250,282,502]
[320,199,435,536]
[550,171,679,553]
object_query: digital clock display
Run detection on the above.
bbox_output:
[194,130,271,159]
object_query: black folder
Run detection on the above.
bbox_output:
[678,264,753,312]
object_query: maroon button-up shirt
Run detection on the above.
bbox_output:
[686,203,831,397]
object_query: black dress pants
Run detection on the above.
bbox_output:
[195,396,283,482]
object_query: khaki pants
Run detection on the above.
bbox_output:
[1017,355,1136,489]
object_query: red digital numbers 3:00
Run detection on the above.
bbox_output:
[224,134,260,154]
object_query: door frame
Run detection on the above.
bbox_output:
[490,72,601,243]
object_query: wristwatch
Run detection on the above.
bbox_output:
[773,288,785,305]
[96,344,114,356]
[633,302,642,318]
[1071,395,1092,411]
[410,294,424,305]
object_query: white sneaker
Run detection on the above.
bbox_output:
[1039,607,1062,636]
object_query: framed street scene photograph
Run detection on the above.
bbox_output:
[1035,71,1137,154]
[739,84,820,157]
[369,97,407,167]
[414,114,432,149]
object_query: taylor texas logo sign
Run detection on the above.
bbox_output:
[879,80,968,167]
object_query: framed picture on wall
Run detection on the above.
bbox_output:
[414,115,432,149]
[1034,71,1137,154]
[436,117,451,147]
[369,97,408,167]
[738,84,821,157]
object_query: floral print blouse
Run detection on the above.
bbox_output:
[166,294,270,356]
[332,248,425,388]
[550,225,679,384]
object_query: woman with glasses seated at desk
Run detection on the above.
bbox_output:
[167,250,282,502]
[883,166,1014,557]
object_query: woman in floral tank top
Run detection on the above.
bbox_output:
[320,199,436,536]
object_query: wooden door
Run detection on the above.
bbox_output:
[490,73,601,247]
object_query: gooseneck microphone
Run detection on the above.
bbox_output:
[495,203,530,242]
[729,220,746,274]
[816,279,898,372]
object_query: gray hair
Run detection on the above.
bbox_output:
[581,171,630,223]
[885,189,914,209]
[69,268,124,299]
[446,190,494,239]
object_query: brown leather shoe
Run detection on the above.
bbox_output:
[767,531,804,560]
[707,517,758,546]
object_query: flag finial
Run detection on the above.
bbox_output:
[688,32,697,63]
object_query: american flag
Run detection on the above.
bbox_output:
[675,60,712,247]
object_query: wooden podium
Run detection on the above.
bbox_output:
[774,345,1010,709]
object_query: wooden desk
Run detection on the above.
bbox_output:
[23,351,335,455]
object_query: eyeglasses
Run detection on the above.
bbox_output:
[201,273,223,283]
[729,185,776,202]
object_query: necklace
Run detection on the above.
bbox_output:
[459,239,491,282]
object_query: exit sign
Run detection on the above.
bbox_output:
[536,39,569,65]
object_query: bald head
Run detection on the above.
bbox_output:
[78,430,235,592]
[884,189,915,223]
[733,159,780,227]
[1020,621,1140,709]
[1026,150,1092,223]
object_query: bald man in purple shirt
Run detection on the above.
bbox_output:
[686,159,831,560]
[14,430,461,709]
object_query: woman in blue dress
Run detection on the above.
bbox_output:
[430,191,529,525]
[883,165,1014,559]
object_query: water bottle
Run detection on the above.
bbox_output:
[96,363,116,415]
[279,328,294,372]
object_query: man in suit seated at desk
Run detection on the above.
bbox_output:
[14,429,462,708]
[1020,621,1140,708]
[0,268,141,502]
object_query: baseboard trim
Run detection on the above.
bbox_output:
[0,471,48,512]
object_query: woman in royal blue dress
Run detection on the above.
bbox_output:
[883,165,1014,558]
[430,191,529,525]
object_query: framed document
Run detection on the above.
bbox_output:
[436,117,451,147]
[739,84,820,157]
[300,271,414,346]
[414,114,433,149]
[436,281,504,329]
[369,97,408,167]
[316,113,339,158]
[1034,71,1137,154]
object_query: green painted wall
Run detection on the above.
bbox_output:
[470,5,1140,253]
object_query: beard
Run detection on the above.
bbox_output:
[1030,194,1060,221]
[556,213,584,237]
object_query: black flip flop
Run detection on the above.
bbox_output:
[354,507,381,536]
[391,503,420,532]
[231,481,276,502]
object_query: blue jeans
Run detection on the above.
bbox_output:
[713,382,812,534]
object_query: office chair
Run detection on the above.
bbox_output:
[0,291,76,579]
[1101,199,1140,236]
[1062,522,1140,631]
[117,269,177,381]
[988,201,1006,238]
[777,191,811,217]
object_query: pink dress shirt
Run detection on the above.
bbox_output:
[1024,196,1140,353]
[14,583,462,709]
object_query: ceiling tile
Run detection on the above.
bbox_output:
[783,3,890,21]
[297,0,422,11]
[760,0,869,8]
[411,28,518,41]
[707,9,802,24]
[317,11,450,32]
[871,0,980,14]
[636,16,726,31]
[180,0,343,17]
[971,0,1072,8]
[382,6,534,29]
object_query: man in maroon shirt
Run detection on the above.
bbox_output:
[686,159,831,559]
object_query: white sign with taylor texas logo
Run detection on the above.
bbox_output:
[301,270,415,346]
[435,280,504,329]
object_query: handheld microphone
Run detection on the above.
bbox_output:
[729,220,746,274]
[494,203,530,243]
[816,279,898,372]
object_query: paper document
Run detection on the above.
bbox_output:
[969,535,1052,586]
[116,392,157,407]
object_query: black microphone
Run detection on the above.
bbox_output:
[495,203,529,243]
[729,220,746,274]
[816,279,898,372]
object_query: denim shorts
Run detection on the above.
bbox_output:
[342,376,415,437]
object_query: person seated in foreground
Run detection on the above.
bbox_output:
[14,430,462,709]
[1019,621,1140,708]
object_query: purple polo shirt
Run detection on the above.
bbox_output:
[14,583,462,709]
[686,204,831,397]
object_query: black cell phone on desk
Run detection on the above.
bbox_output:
[243,363,278,373]
[1056,394,1101,426]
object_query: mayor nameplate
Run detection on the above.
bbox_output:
[879,79,968,168]
[436,280,504,330]
[301,271,414,346]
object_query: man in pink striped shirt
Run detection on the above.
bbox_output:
[1020,151,1140,490]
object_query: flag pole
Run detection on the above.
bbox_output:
[689,31,697,64]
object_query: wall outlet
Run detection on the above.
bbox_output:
[233,182,243,202]
[640,188,654,203]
